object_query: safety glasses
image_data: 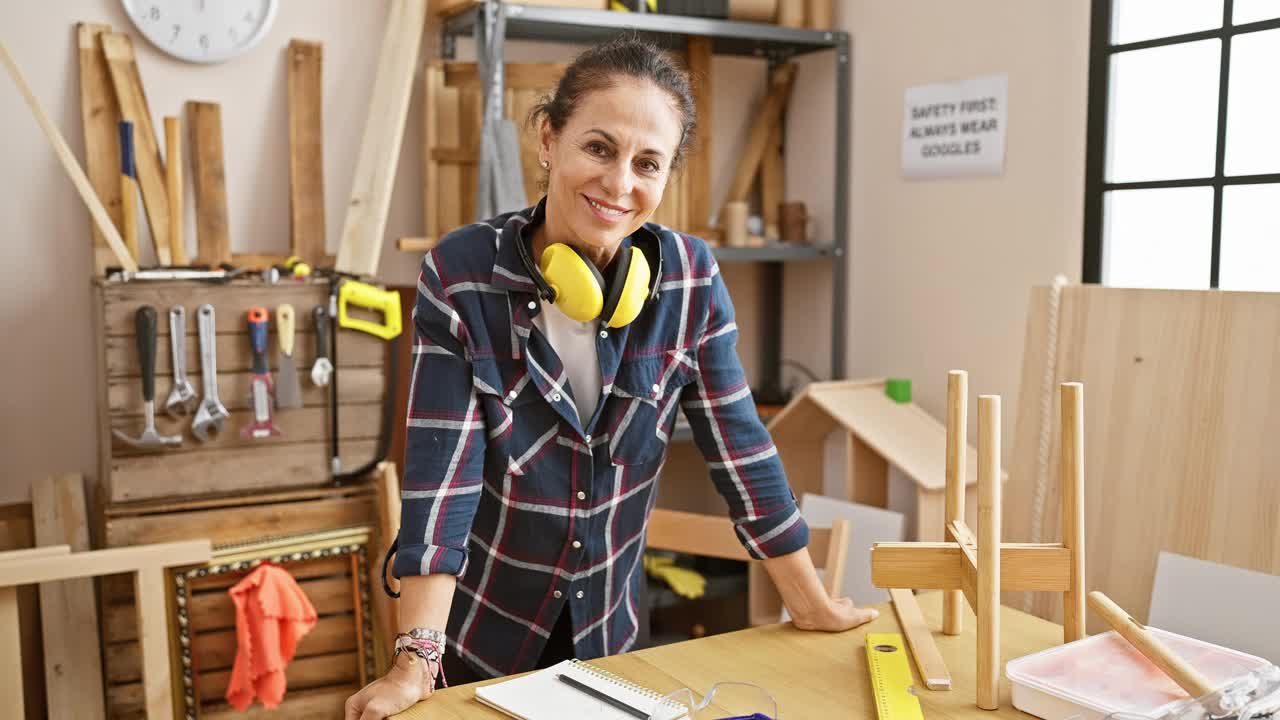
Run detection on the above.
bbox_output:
[647,681,778,720]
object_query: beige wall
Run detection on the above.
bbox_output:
[836,0,1090,449]
[0,1,1087,504]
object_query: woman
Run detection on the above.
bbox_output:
[345,37,877,720]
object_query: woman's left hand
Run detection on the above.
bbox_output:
[792,596,879,632]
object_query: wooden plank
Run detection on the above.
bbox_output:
[109,439,379,504]
[0,541,211,587]
[870,543,1070,591]
[164,116,188,265]
[110,404,380,457]
[1059,382,1086,643]
[31,474,106,720]
[108,652,359,715]
[102,485,372,520]
[686,36,712,231]
[105,574,354,643]
[336,0,428,276]
[107,613,356,683]
[108,369,383,415]
[442,61,565,91]
[457,81,480,223]
[0,545,69,561]
[439,76,462,234]
[374,462,401,661]
[106,328,384,378]
[724,63,795,205]
[133,565,175,720]
[187,101,231,265]
[0,585,23,719]
[100,33,171,264]
[0,505,46,720]
[288,40,327,264]
[646,509,750,562]
[77,23,123,275]
[422,62,441,247]
[0,40,137,274]
[888,588,951,690]
[104,493,376,548]
[200,684,356,720]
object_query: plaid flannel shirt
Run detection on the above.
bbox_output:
[394,201,810,678]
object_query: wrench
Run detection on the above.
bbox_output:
[191,304,230,441]
[310,305,333,386]
[163,305,198,417]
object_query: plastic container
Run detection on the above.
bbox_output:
[1005,628,1271,720]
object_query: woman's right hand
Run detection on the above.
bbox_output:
[344,652,436,720]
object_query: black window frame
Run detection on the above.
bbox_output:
[1083,0,1280,286]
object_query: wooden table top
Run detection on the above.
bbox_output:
[392,592,1063,719]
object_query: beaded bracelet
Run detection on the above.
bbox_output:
[395,628,448,688]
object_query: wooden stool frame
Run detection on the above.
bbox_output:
[870,371,1087,710]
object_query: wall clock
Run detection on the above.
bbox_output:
[121,0,279,64]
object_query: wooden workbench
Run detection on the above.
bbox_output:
[393,592,1062,718]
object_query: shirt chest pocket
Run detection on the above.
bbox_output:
[605,349,697,466]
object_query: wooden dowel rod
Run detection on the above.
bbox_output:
[943,370,967,636]
[1061,382,1086,642]
[976,394,1001,710]
[0,41,137,271]
[1087,591,1216,699]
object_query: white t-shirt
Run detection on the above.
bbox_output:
[532,300,602,427]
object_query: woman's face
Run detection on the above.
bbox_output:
[539,77,684,261]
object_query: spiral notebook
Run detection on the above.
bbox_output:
[474,658,686,720]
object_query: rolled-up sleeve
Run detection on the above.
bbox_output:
[393,251,486,579]
[678,260,810,560]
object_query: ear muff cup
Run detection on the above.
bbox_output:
[600,244,632,326]
[602,245,652,328]
[539,243,605,323]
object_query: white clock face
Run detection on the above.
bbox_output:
[122,0,279,64]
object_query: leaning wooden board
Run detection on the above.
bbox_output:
[93,278,392,504]
[77,23,124,276]
[287,40,327,265]
[1007,285,1280,632]
[97,486,378,719]
[32,475,106,720]
[100,33,171,265]
[187,101,231,265]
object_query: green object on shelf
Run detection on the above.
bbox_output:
[885,379,912,404]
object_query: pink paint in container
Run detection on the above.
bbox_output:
[1005,628,1272,720]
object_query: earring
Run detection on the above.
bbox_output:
[540,160,549,169]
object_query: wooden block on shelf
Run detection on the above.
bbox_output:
[287,39,327,265]
[187,100,231,266]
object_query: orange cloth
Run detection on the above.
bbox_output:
[225,562,319,711]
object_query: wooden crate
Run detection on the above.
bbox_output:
[99,486,380,719]
[94,278,388,505]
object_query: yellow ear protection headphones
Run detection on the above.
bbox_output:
[515,223,663,328]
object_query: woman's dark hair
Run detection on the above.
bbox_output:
[530,36,697,171]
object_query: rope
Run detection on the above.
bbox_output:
[1023,274,1069,612]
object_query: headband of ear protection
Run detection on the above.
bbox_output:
[514,204,663,328]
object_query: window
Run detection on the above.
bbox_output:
[1084,0,1280,291]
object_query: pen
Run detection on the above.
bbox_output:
[555,673,650,719]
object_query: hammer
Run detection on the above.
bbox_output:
[114,306,182,450]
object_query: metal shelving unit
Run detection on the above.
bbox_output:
[442,2,851,403]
